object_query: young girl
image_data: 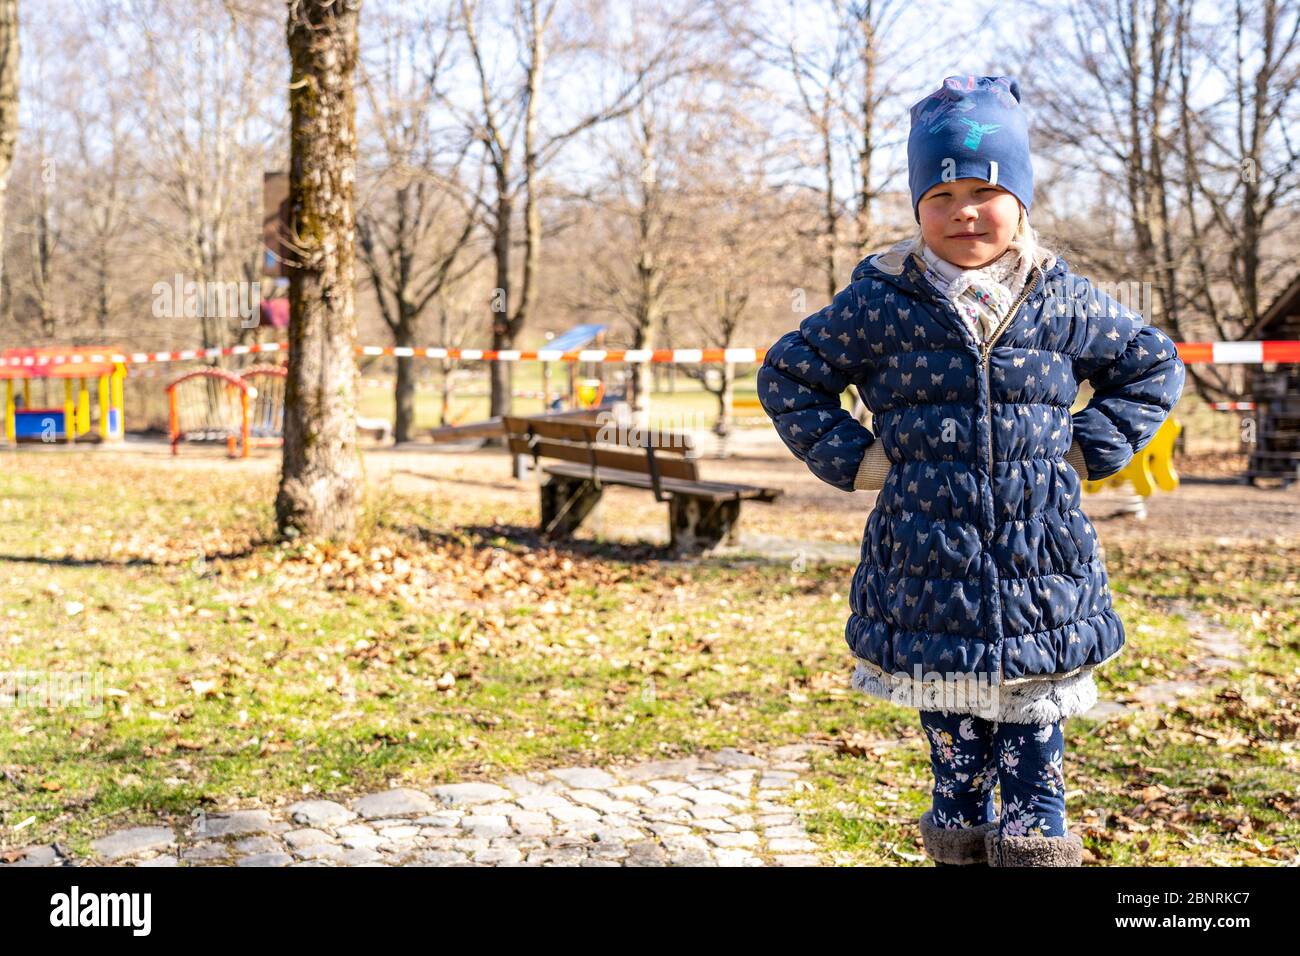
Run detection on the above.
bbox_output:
[757,75,1186,867]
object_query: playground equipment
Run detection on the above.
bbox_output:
[575,377,605,408]
[166,368,255,458]
[1079,417,1181,518]
[1080,416,1181,496]
[238,364,288,446]
[0,347,127,445]
[540,323,607,410]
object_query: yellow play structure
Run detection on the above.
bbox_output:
[1,347,127,444]
[1080,416,1181,496]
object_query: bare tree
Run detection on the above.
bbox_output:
[567,41,738,423]
[123,0,278,354]
[674,135,798,432]
[356,6,488,442]
[720,0,852,303]
[565,98,683,423]
[1025,0,1299,404]
[5,19,61,340]
[0,0,17,301]
[455,0,694,428]
[716,0,942,302]
[65,7,138,333]
[1177,0,1300,338]
[615,103,669,422]
[840,0,927,256]
[276,0,363,542]
[21,144,57,338]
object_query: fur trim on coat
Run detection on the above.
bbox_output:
[849,655,1102,724]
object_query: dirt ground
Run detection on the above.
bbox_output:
[44,429,1298,555]
[375,430,1300,551]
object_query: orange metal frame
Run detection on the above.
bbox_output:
[237,364,288,447]
[166,368,253,458]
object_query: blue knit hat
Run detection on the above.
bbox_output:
[907,75,1033,223]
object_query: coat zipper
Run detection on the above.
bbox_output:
[900,254,1045,687]
[980,266,1042,480]
[905,252,1042,482]
[980,267,1041,684]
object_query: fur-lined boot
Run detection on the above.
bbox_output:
[918,810,998,866]
[984,827,1084,866]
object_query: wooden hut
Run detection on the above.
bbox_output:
[1245,274,1300,486]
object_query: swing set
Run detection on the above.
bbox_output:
[240,364,288,443]
[166,363,290,458]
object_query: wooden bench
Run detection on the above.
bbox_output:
[504,413,783,554]
[429,407,609,444]
[356,416,393,442]
[429,416,506,444]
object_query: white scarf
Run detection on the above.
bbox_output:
[917,230,1048,344]
[863,222,1059,347]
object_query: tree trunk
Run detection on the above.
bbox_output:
[719,361,734,435]
[629,314,653,425]
[856,10,876,255]
[486,188,513,439]
[276,0,363,542]
[394,316,416,444]
[0,0,18,301]
[821,111,837,303]
[489,330,512,418]
[439,306,452,426]
[631,361,652,423]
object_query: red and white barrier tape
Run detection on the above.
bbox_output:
[353,346,766,364]
[4,340,1300,368]
[0,342,286,368]
[357,378,547,399]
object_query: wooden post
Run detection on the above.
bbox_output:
[669,495,741,555]
[539,474,603,538]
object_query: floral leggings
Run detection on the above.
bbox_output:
[918,709,1067,837]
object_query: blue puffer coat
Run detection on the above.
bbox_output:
[757,247,1185,701]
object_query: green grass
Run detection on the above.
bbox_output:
[791,539,1300,865]
[0,454,1293,865]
